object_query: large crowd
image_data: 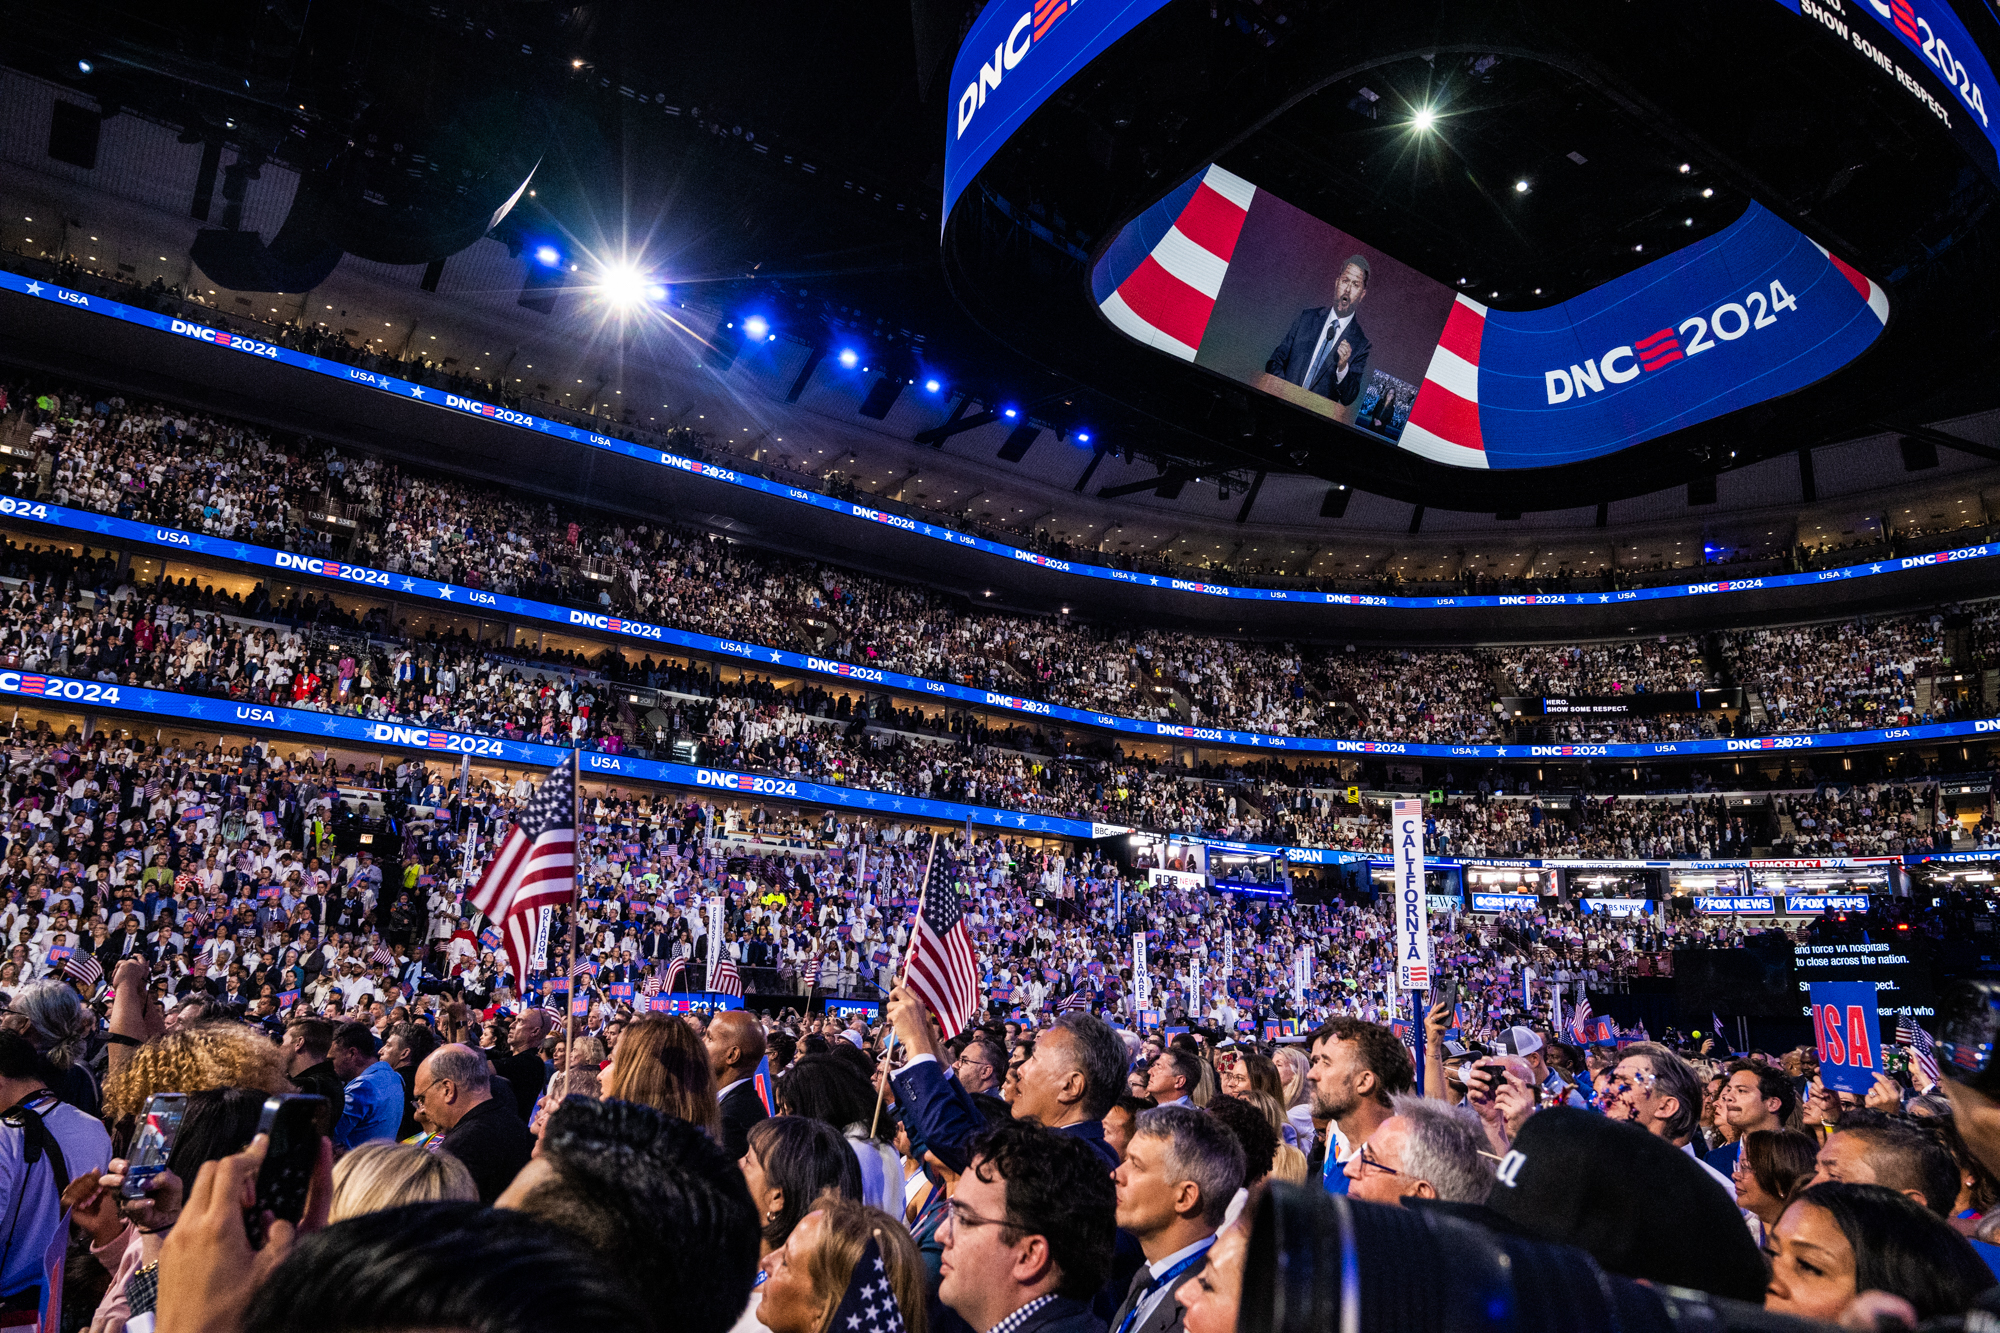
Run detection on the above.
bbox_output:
[3,378,1996,765]
[0,704,1984,1330]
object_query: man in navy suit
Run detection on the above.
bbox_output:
[1266,254,1374,405]
[940,1120,1116,1333]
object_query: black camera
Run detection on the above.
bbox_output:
[1239,1182,1850,1333]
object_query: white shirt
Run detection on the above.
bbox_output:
[0,1092,111,1296]
[1304,309,1355,388]
[1126,1236,1215,1333]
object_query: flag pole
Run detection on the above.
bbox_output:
[870,829,940,1139]
[565,746,580,1078]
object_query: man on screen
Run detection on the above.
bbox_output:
[1267,254,1374,405]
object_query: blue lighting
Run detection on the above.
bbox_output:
[533,245,562,268]
[1077,432,1091,444]
[1003,407,1018,419]
[924,379,941,393]
[743,316,769,341]
[644,284,667,301]
[837,349,859,368]
[76,60,92,75]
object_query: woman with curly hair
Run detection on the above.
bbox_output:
[101,1021,290,1146]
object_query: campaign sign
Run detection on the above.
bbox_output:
[1811,981,1883,1095]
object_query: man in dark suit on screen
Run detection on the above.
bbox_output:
[1266,253,1373,405]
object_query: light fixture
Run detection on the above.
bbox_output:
[1514,179,1529,193]
[742,316,769,340]
[1412,107,1436,132]
[924,379,941,393]
[1678,162,1691,174]
[533,245,561,267]
[598,263,649,307]
[76,59,92,74]
[837,349,859,368]
[1003,407,1018,418]
[1702,187,1714,198]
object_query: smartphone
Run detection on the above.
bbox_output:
[245,1094,329,1248]
[1436,977,1460,1020]
[122,1092,188,1198]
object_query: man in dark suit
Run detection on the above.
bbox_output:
[490,1008,551,1120]
[939,1120,1116,1333]
[1265,254,1374,405]
[1107,1108,1243,1333]
[96,915,152,975]
[638,927,673,964]
[888,990,1124,1170]
[704,1009,769,1160]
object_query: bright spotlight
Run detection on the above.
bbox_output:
[644,284,667,301]
[599,264,648,307]
[1514,179,1529,193]
[1077,432,1091,443]
[533,245,561,267]
[76,60,92,75]
[837,349,859,368]
[924,379,941,393]
[743,316,769,340]
[1412,107,1436,132]
[1003,407,1019,419]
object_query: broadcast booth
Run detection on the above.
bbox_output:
[1206,843,1291,899]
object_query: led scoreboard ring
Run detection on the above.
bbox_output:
[939,0,2000,513]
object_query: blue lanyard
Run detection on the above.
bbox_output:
[1116,1247,1211,1333]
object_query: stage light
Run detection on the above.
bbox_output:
[924,379,941,393]
[533,245,561,267]
[837,349,859,368]
[1077,432,1091,443]
[1003,407,1018,418]
[599,264,648,307]
[1514,179,1529,193]
[75,60,91,74]
[742,316,769,340]
[1412,107,1436,132]
[644,284,667,301]
[1701,187,1714,198]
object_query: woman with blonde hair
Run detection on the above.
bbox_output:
[330,1140,478,1221]
[530,1065,603,1138]
[101,1022,290,1137]
[757,1198,928,1333]
[600,1013,721,1138]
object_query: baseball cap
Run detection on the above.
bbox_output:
[1441,1039,1473,1060]
[1490,1026,1543,1057]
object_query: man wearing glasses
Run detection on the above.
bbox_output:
[414,1043,532,1203]
[1604,1042,1735,1199]
[939,1120,1116,1333]
[1343,1095,1495,1208]
[953,1035,1004,1097]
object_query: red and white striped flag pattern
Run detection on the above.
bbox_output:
[903,836,978,1039]
[465,753,577,987]
[1896,1016,1941,1090]
[1096,164,1255,362]
[59,951,103,991]
[710,955,743,999]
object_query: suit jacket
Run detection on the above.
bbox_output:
[1011,1296,1105,1333]
[1106,1245,1209,1333]
[892,1058,1121,1173]
[639,931,673,962]
[1266,306,1372,405]
[719,1078,770,1161]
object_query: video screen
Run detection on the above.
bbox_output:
[1094,165,1889,470]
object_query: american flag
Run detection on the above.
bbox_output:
[370,943,394,967]
[710,954,743,999]
[465,753,577,988]
[1897,1016,1941,1089]
[642,970,663,998]
[823,1238,906,1333]
[1569,996,1593,1046]
[662,955,686,994]
[1058,990,1091,1014]
[804,955,821,989]
[903,835,977,1039]
[59,951,103,991]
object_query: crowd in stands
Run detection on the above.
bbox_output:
[4,378,1997,771]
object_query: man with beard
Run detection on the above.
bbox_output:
[1266,255,1375,406]
[1304,1017,1413,1195]
[1603,1041,1736,1199]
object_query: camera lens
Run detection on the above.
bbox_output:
[1238,1181,1806,1333]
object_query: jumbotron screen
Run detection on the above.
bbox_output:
[1091,171,1889,471]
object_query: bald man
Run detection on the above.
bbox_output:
[493,1008,551,1120]
[420,1043,532,1203]
[705,1010,769,1159]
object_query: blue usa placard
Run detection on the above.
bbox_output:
[1811,980,1883,1095]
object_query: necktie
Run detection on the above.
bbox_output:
[1304,316,1342,390]
[1115,1268,1160,1333]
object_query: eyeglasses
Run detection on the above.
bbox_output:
[944,1201,1018,1234]
[1355,1144,1401,1177]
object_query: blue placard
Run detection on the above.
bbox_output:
[1812,981,1884,1095]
